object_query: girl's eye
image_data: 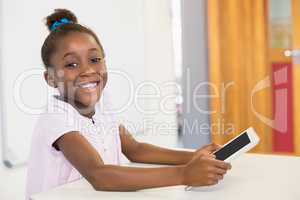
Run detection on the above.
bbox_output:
[65,63,79,68]
[91,57,102,64]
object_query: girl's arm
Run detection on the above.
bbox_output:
[55,132,230,191]
[119,125,220,165]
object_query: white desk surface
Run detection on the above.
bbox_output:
[32,153,300,200]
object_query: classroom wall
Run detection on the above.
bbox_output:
[134,0,177,147]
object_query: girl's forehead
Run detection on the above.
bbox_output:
[56,32,103,55]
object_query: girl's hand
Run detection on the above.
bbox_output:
[194,143,221,157]
[181,152,231,186]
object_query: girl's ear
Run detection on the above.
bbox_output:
[44,69,57,88]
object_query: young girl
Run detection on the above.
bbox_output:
[26,9,231,199]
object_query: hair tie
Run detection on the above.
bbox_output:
[50,18,72,31]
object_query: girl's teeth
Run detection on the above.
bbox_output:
[80,83,97,88]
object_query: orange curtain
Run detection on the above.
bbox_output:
[207,0,273,153]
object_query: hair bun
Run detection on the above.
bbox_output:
[46,9,78,31]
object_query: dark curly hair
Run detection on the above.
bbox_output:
[41,9,105,68]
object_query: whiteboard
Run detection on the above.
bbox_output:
[0,0,146,167]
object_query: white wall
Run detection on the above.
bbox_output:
[134,0,177,147]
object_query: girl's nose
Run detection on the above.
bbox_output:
[80,64,95,75]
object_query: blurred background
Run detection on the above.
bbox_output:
[0,0,299,199]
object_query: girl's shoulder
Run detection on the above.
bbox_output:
[32,96,82,147]
[35,95,79,127]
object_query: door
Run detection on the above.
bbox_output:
[208,0,300,155]
[268,0,300,155]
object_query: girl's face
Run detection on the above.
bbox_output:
[46,32,107,116]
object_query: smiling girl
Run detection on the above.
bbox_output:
[25,9,231,199]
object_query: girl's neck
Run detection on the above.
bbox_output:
[77,106,95,119]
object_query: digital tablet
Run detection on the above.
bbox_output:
[213,127,260,162]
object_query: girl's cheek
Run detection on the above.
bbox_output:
[54,69,68,85]
[56,69,65,79]
[100,72,108,86]
[61,70,78,82]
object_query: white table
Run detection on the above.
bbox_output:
[32,154,300,200]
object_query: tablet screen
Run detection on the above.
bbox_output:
[214,132,251,161]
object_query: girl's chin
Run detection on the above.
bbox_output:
[71,92,98,107]
[77,96,99,107]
